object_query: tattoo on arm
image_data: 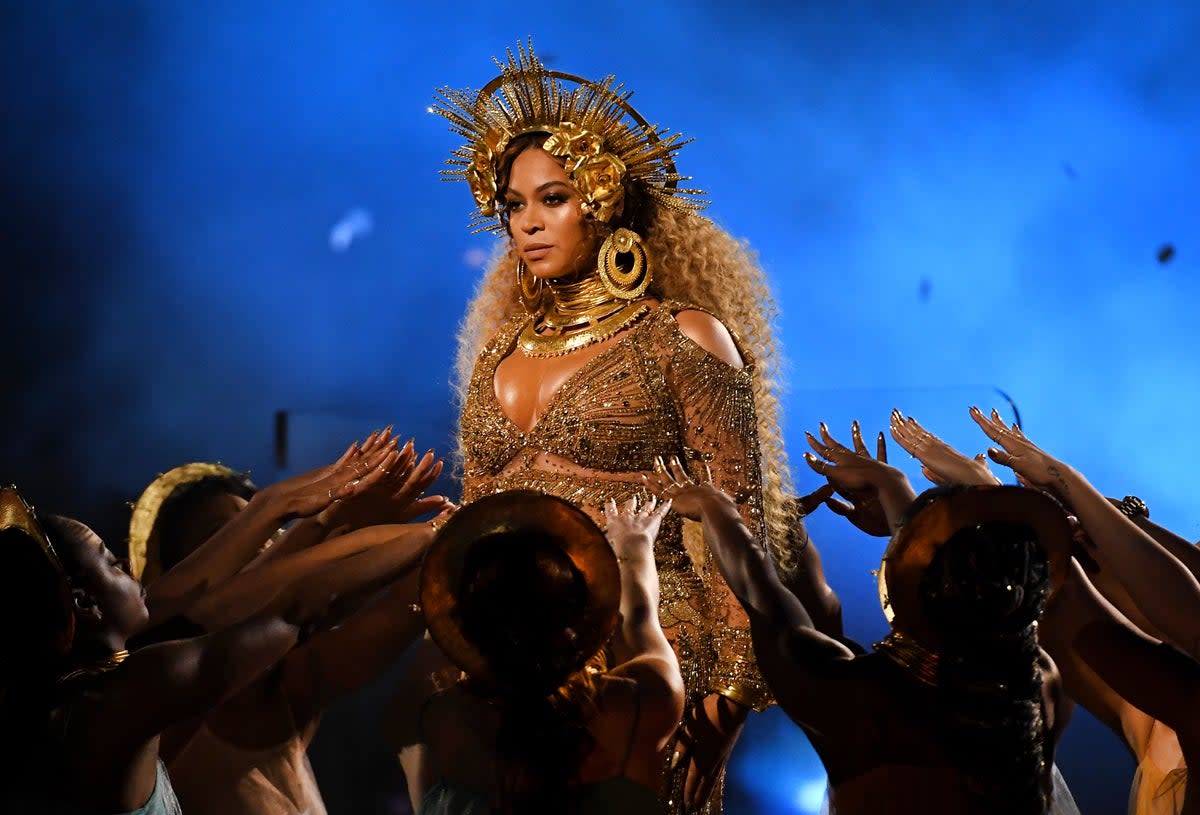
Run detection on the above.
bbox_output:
[1048,464,1071,495]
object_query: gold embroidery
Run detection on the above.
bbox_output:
[461,299,771,814]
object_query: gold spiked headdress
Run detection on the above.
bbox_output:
[433,41,706,233]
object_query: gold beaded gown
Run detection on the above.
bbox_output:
[460,299,772,815]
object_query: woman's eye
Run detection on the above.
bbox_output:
[543,194,566,205]
[504,200,524,212]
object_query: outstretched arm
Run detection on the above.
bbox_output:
[602,497,686,743]
[185,522,419,630]
[649,466,858,719]
[147,442,399,625]
[1040,558,1155,758]
[282,567,428,727]
[107,612,302,747]
[975,406,1200,660]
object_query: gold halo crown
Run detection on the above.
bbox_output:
[433,40,707,233]
[127,463,256,583]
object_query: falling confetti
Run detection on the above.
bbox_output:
[1157,243,1175,264]
[918,277,932,302]
[1061,162,1078,180]
[329,208,374,252]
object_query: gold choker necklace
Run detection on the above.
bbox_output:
[58,649,131,685]
[519,273,649,357]
[874,631,940,687]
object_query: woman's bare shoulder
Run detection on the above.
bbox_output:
[670,308,744,369]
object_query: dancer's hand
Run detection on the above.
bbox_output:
[320,441,448,529]
[970,406,1076,500]
[804,421,912,537]
[643,455,734,522]
[265,438,400,521]
[890,409,1001,486]
[603,495,672,564]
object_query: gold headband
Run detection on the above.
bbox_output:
[127,463,256,582]
[433,40,706,233]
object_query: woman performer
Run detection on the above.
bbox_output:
[433,41,799,813]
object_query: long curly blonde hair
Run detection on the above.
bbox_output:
[452,157,801,571]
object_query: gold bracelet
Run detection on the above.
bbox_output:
[712,679,773,713]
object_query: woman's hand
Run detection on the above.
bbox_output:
[804,422,910,537]
[890,409,1002,487]
[266,434,402,521]
[319,442,448,530]
[642,455,735,522]
[602,495,672,563]
[970,406,1076,499]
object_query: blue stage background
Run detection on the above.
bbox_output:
[4,2,1199,812]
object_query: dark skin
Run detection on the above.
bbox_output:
[493,145,753,807]
[868,410,1200,811]
[646,468,1067,814]
[35,519,304,812]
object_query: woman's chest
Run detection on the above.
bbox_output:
[462,327,684,472]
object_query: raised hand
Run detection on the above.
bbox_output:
[319,441,450,529]
[969,407,1074,499]
[890,409,1001,487]
[803,421,912,537]
[641,455,732,522]
[602,494,673,561]
[275,438,401,521]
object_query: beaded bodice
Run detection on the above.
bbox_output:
[461,300,764,524]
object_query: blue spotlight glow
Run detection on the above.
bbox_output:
[795,778,828,813]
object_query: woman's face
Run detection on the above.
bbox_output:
[504,147,596,281]
[64,521,150,637]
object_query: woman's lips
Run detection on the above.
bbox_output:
[523,245,552,261]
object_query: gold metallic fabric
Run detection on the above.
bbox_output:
[460,300,772,814]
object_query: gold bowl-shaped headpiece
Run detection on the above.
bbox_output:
[419,490,620,689]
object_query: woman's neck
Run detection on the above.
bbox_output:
[520,271,649,357]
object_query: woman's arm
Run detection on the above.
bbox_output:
[281,567,428,727]
[146,443,398,626]
[187,523,433,630]
[648,470,859,727]
[602,498,686,738]
[668,309,774,712]
[1040,558,1156,758]
[105,612,302,746]
[975,407,1200,660]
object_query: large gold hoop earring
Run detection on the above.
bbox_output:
[516,260,546,315]
[597,228,651,300]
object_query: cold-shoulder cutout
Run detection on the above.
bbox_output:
[671,308,745,370]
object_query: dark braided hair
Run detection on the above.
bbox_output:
[921,520,1051,815]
